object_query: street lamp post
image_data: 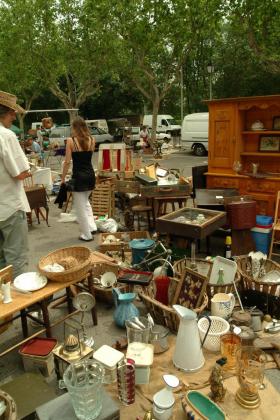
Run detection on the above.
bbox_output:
[207,63,215,100]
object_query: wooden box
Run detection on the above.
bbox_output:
[98,230,150,252]
[115,179,140,194]
[156,207,226,239]
[140,183,191,198]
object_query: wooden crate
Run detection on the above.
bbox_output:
[99,230,150,252]
[115,180,140,194]
[91,180,115,218]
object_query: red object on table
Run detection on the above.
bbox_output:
[20,338,57,356]
[154,276,170,305]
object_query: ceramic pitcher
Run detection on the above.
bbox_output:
[112,288,139,328]
[211,293,235,319]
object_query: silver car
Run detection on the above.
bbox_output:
[90,127,114,144]
[48,125,113,147]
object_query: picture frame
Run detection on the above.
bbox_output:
[259,135,280,152]
[172,267,208,309]
[273,116,280,130]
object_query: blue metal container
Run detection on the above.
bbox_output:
[129,238,155,265]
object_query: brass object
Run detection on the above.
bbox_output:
[53,342,93,363]
[64,334,79,353]
[235,346,266,409]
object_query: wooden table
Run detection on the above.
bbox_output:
[24,185,49,226]
[0,272,97,357]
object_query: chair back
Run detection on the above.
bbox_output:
[0,265,13,283]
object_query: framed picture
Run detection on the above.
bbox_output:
[172,267,208,309]
[273,116,280,130]
[259,135,280,152]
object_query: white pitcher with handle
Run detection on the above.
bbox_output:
[211,293,235,319]
[173,305,211,372]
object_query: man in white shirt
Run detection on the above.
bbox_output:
[0,91,31,278]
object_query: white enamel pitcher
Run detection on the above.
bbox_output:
[211,292,235,319]
[173,305,211,372]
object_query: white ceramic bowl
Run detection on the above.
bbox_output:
[100,272,117,288]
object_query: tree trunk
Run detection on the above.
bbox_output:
[68,109,79,124]
[17,114,26,140]
[151,98,160,145]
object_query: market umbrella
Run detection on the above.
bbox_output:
[10,124,23,135]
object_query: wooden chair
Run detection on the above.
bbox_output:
[131,203,153,230]
[0,265,13,334]
[24,175,49,226]
[268,191,280,259]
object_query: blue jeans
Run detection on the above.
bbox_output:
[0,210,28,279]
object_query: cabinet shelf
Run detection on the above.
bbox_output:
[242,130,280,135]
[241,152,280,157]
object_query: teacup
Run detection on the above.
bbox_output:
[211,293,235,319]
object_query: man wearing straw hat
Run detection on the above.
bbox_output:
[0,90,31,278]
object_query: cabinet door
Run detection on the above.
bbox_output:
[209,104,236,169]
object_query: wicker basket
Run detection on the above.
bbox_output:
[236,255,280,295]
[139,277,208,333]
[0,390,17,420]
[38,246,91,283]
[91,262,128,303]
[173,258,241,306]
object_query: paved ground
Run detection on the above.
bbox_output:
[1,146,280,414]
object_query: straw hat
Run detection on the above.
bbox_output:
[0,90,25,114]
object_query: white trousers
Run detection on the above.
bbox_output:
[72,191,96,240]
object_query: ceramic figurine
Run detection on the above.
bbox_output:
[209,358,227,402]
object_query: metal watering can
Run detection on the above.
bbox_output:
[173,305,211,372]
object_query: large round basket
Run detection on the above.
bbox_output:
[38,246,91,283]
[173,258,241,306]
[236,255,280,295]
[138,277,208,333]
[0,390,17,420]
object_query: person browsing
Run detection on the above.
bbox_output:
[61,117,96,241]
[0,91,31,278]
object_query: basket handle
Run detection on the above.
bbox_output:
[200,315,212,348]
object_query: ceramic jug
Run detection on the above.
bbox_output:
[173,305,211,372]
[112,288,139,328]
[211,293,235,319]
[153,374,179,420]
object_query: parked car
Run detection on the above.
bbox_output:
[181,113,208,156]
[49,125,113,147]
[90,127,113,145]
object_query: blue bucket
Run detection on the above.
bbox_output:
[256,215,273,226]
[251,227,272,255]
[129,238,155,265]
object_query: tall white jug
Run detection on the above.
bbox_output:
[173,305,205,372]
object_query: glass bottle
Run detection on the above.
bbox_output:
[217,268,225,285]
[225,236,232,259]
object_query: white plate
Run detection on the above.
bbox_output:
[209,256,237,285]
[14,272,47,292]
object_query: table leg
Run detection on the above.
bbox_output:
[41,299,52,337]
[20,309,28,338]
[66,287,74,313]
[88,272,98,326]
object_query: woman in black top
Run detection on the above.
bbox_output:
[61,117,96,241]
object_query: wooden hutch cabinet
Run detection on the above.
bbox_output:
[206,95,280,215]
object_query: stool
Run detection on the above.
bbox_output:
[155,196,188,217]
[131,204,153,230]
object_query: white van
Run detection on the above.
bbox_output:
[85,119,108,133]
[181,112,208,156]
[142,114,181,134]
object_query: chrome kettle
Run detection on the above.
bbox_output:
[173,305,211,372]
